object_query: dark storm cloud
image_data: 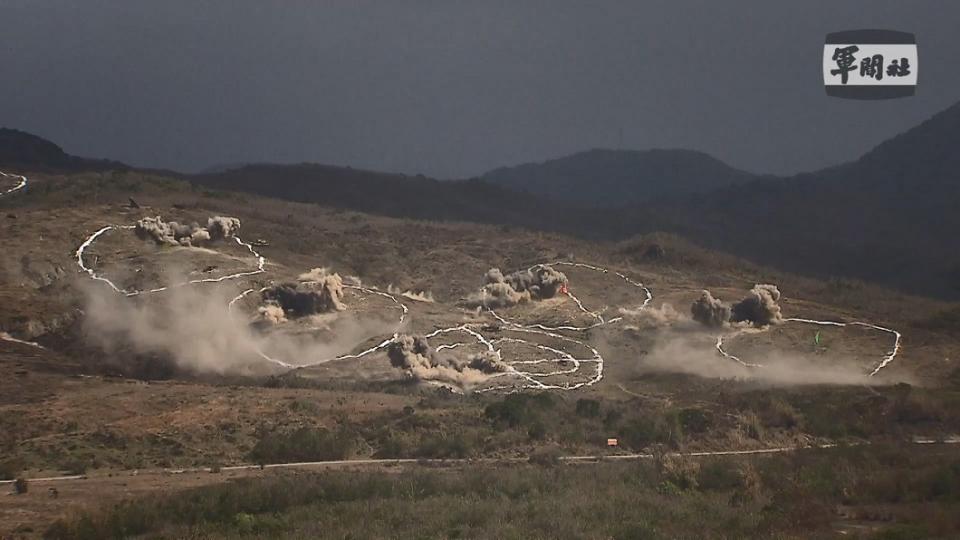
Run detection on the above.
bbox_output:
[1,1,959,177]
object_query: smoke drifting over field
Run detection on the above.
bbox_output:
[621,303,689,328]
[464,265,568,309]
[135,216,241,247]
[639,332,879,386]
[81,276,390,374]
[465,281,530,309]
[690,285,784,328]
[387,334,508,387]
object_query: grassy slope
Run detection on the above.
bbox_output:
[0,170,958,537]
[45,444,960,539]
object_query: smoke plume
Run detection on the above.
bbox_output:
[464,265,568,309]
[81,276,395,375]
[495,265,569,299]
[690,285,784,328]
[256,303,287,325]
[464,282,531,309]
[135,216,241,247]
[731,284,783,327]
[262,270,346,319]
[690,290,731,328]
[387,334,508,387]
[205,216,242,240]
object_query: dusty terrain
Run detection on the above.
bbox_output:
[1,170,959,537]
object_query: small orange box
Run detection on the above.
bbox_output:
[606,438,618,447]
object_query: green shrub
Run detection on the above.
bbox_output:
[249,426,354,464]
[697,460,745,491]
[621,411,683,450]
[373,432,409,458]
[755,396,800,429]
[575,398,601,418]
[0,459,22,481]
[891,392,945,424]
[527,421,547,440]
[679,408,712,434]
[60,458,89,476]
[655,454,699,492]
[529,447,562,467]
[413,432,472,459]
[872,524,931,540]
[484,393,554,429]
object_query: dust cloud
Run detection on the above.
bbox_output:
[690,285,784,328]
[261,271,346,320]
[387,334,508,388]
[638,331,883,386]
[731,284,783,327]
[690,290,731,328]
[464,265,568,309]
[134,216,241,247]
[81,275,393,375]
[620,303,692,329]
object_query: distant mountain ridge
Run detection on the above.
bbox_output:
[193,163,563,227]
[482,148,763,207]
[637,101,960,298]
[2,101,958,298]
[0,128,126,172]
[191,102,960,298]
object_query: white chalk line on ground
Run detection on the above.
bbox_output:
[224,261,648,392]
[715,316,903,377]
[75,219,901,388]
[226,284,409,369]
[0,332,46,350]
[4,436,957,485]
[0,172,53,347]
[76,220,417,373]
[76,224,265,297]
[484,261,652,332]
[0,170,27,197]
[475,326,605,392]
[0,170,49,349]
[448,261,651,391]
[786,318,902,377]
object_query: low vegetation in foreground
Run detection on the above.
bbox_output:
[45,443,960,539]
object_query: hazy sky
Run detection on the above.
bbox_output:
[2,1,958,177]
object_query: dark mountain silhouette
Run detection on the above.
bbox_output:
[636,101,960,298]
[191,101,960,298]
[482,148,762,207]
[194,163,563,227]
[4,101,959,298]
[0,128,126,172]
[198,161,257,175]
